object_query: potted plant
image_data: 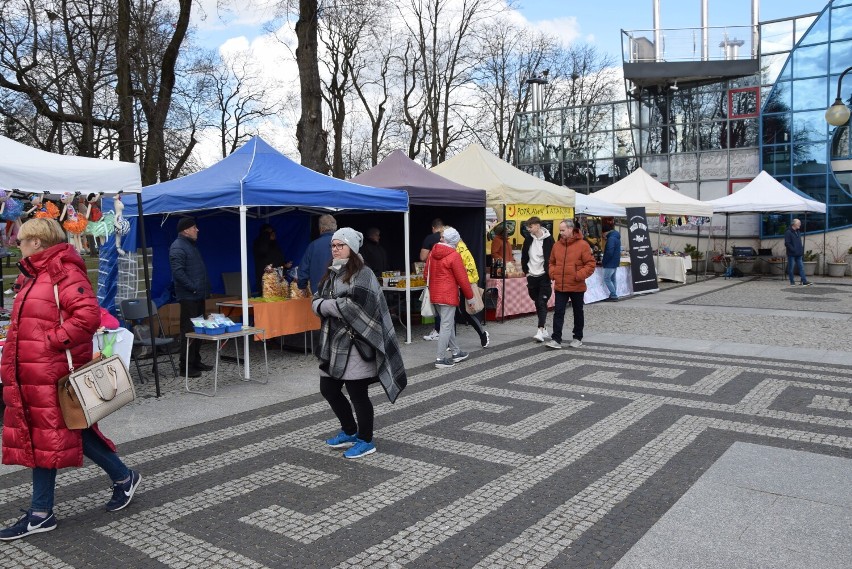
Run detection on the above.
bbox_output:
[801,250,819,276]
[711,253,725,274]
[683,244,706,274]
[766,256,785,275]
[825,237,849,277]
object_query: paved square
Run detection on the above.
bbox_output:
[1,336,849,568]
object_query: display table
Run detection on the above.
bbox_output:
[382,285,426,329]
[184,326,268,397]
[217,297,320,341]
[486,267,635,319]
[654,255,692,283]
[485,277,554,319]
[583,267,634,303]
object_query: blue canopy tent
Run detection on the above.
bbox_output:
[122,136,409,376]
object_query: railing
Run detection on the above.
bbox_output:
[622,26,756,63]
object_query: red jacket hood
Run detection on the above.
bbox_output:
[429,242,457,261]
[19,242,87,283]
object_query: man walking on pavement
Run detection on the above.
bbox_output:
[546,219,596,349]
[784,218,812,286]
[521,216,554,342]
[169,217,212,378]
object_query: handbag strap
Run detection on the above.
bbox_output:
[53,284,75,374]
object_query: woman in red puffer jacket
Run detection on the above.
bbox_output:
[0,219,141,541]
[423,227,475,369]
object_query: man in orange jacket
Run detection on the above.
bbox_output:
[546,219,596,349]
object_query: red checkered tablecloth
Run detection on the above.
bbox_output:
[485,277,555,318]
[486,267,634,318]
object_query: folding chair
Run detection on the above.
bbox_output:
[120,298,179,382]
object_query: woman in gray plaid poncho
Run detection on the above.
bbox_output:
[311,228,407,459]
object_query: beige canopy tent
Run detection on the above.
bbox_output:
[431,144,575,208]
[591,167,714,217]
[432,144,574,321]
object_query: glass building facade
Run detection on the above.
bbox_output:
[515,1,852,238]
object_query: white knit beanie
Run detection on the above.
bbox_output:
[331,227,363,254]
[442,227,461,248]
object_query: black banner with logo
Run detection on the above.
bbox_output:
[626,207,658,293]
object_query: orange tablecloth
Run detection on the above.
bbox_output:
[218,298,320,340]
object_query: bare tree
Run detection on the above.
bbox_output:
[206,51,283,158]
[295,0,329,173]
[468,17,560,161]
[0,0,122,155]
[399,0,503,165]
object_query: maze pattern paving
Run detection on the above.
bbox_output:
[0,340,849,568]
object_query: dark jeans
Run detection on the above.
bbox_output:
[526,274,552,328]
[320,376,377,442]
[179,298,205,367]
[32,429,130,512]
[787,255,807,284]
[551,290,585,343]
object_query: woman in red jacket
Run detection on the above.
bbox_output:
[546,219,597,349]
[0,219,141,541]
[424,227,476,369]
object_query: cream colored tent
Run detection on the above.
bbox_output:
[592,167,714,217]
[431,144,574,207]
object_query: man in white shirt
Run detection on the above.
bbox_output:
[520,217,554,342]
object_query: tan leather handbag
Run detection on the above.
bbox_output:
[54,286,135,429]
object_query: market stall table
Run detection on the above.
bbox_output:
[217,297,320,345]
[654,255,692,283]
[583,267,634,303]
[382,284,425,330]
[184,326,268,397]
[486,267,635,319]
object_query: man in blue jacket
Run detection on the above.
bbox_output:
[601,218,621,301]
[297,214,337,294]
[784,218,812,286]
[169,217,212,378]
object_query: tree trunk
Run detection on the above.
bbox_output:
[140,0,192,186]
[296,0,329,174]
[115,0,134,163]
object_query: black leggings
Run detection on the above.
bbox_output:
[320,376,376,442]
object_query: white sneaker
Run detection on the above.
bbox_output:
[544,339,562,349]
[533,328,549,342]
[568,339,583,348]
[423,330,439,341]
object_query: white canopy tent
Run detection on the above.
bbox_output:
[706,170,827,263]
[575,192,626,217]
[705,171,826,214]
[0,136,167,394]
[0,136,141,194]
[591,167,714,217]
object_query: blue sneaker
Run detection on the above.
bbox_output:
[343,438,376,459]
[106,470,142,512]
[326,431,358,449]
[0,509,57,541]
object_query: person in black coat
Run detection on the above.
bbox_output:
[169,217,212,377]
[253,224,291,293]
[360,227,388,277]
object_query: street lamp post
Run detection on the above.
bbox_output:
[825,65,852,126]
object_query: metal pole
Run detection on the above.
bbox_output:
[136,192,160,398]
[404,211,411,344]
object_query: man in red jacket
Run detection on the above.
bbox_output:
[546,220,596,349]
[424,227,476,368]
